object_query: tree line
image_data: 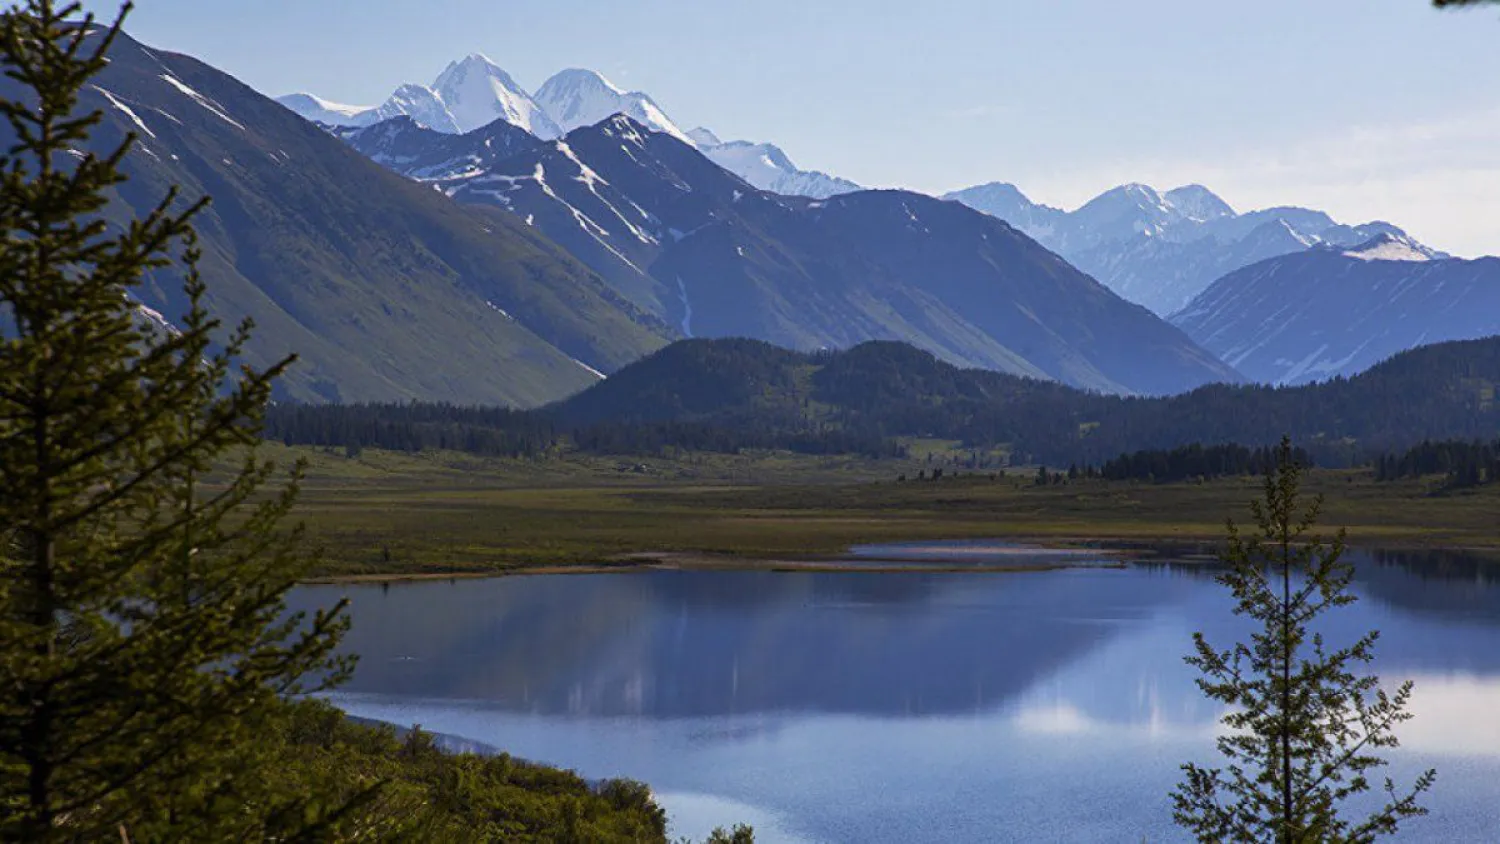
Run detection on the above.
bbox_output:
[1098,442,1315,483]
[264,401,900,458]
[1374,438,1500,488]
[264,401,562,457]
[538,336,1500,468]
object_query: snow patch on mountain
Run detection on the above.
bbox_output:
[1343,234,1434,262]
[93,86,155,139]
[569,356,607,380]
[476,149,648,274]
[160,74,244,131]
[126,293,180,336]
[554,140,658,245]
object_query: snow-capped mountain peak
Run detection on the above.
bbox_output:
[1164,184,1234,221]
[275,92,372,125]
[533,68,689,143]
[446,52,497,71]
[942,182,1064,236]
[282,60,863,199]
[279,53,558,137]
[948,182,1037,210]
[1060,182,1236,245]
[368,83,460,134]
[1341,232,1437,263]
[541,67,623,97]
[687,126,722,147]
[690,133,861,199]
[946,176,1451,316]
[1090,183,1168,210]
[431,54,561,138]
[1071,183,1181,239]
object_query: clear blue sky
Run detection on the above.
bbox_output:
[89,0,1500,255]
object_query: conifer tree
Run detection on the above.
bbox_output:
[0,2,360,839]
[1172,438,1435,842]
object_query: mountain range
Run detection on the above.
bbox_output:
[943,181,1445,316]
[280,60,860,202]
[45,28,1497,408]
[42,32,673,406]
[334,112,1237,395]
[278,54,561,137]
[1173,234,1500,384]
[284,55,1475,354]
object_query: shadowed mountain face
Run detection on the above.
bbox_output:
[330,115,541,180]
[339,114,1239,396]
[1172,237,1500,385]
[22,31,674,405]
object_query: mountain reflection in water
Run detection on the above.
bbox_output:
[290,545,1500,843]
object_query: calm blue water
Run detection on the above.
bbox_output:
[290,547,1500,842]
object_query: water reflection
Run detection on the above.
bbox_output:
[291,548,1500,722]
[289,546,1500,843]
[294,567,1193,718]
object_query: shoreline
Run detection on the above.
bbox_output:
[299,536,1500,585]
[301,541,1155,584]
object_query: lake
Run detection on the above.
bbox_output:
[290,544,1500,842]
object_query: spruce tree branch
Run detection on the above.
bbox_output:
[51,367,289,531]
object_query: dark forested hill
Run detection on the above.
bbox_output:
[551,336,1500,463]
[22,30,674,405]
[269,336,1500,466]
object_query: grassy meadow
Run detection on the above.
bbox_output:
[259,444,1500,579]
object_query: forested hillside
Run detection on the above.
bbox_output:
[267,335,1500,466]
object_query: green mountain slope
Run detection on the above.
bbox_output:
[25,31,675,405]
[550,335,1500,463]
